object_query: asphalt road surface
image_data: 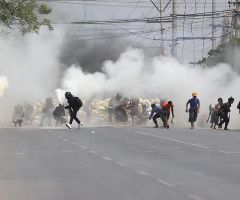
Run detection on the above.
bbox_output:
[0,126,240,200]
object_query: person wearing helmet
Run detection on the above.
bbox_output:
[186,92,200,129]
[162,100,174,128]
[64,92,83,129]
[218,97,234,130]
[148,103,166,128]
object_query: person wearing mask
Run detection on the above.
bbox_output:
[65,92,83,129]
[186,92,200,129]
[149,103,166,128]
[218,97,234,130]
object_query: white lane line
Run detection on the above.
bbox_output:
[217,150,239,154]
[116,162,128,167]
[156,179,176,187]
[89,151,97,154]
[136,131,209,149]
[136,171,150,176]
[14,152,25,155]
[189,194,204,200]
[102,156,112,161]
[91,131,95,134]
[135,149,153,153]
[71,142,77,145]
[63,139,70,142]
[80,146,88,150]
[62,150,74,153]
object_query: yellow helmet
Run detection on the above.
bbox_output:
[192,92,197,97]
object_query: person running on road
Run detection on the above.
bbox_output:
[149,103,166,128]
[207,98,223,129]
[186,92,200,129]
[65,92,83,129]
[162,100,175,128]
[218,97,234,130]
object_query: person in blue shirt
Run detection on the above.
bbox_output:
[186,92,200,129]
[149,103,167,128]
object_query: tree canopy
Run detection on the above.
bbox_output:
[0,0,53,34]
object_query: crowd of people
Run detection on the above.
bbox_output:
[11,91,240,130]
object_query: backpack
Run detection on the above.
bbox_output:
[237,101,240,109]
[74,97,83,108]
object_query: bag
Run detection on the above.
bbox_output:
[237,102,240,109]
[75,97,83,108]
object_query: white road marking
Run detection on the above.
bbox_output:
[63,139,70,142]
[102,156,112,161]
[189,194,204,200]
[136,131,209,149]
[89,151,96,154]
[136,171,150,176]
[156,179,176,187]
[15,152,25,155]
[217,150,239,154]
[116,162,128,167]
[62,150,74,153]
[91,131,95,134]
[135,149,153,153]
[80,146,88,149]
[71,142,77,145]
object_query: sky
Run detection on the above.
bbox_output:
[39,0,230,63]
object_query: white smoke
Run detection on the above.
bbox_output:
[0,76,9,97]
[59,48,240,128]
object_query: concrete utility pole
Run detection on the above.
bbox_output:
[235,0,240,37]
[159,0,164,55]
[212,0,216,49]
[171,0,177,57]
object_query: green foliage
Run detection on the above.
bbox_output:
[0,0,53,34]
[198,38,240,70]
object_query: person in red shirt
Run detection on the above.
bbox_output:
[162,100,175,128]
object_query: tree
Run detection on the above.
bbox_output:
[198,38,240,73]
[0,0,53,34]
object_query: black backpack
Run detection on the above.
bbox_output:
[237,101,240,109]
[74,97,83,109]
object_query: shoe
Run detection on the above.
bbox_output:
[218,124,222,129]
[210,124,213,128]
[166,125,169,129]
[78,122,83,129]
[66,123,71,129]
[224,127,229,130]
[154,125,158,128]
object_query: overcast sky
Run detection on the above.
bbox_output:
[39,0,231,63]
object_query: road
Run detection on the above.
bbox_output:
[0,126,240,200]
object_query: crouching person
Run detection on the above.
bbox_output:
[12,104,24,127]
[53,104,67,126]
[148,104,166,128]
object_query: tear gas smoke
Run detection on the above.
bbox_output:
[58,48,240,128]
[0,76,9,97]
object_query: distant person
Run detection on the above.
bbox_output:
[129,97,139,126]
[207,98,223,129]
[108,97,116,123]
[65,92,83,129]
[83,99,92,122]
[12,104,24,127]
[23,102,33,125]
[138,104,149,125]
[40,97,54,127]
[53,104,67,126]
[186,92,200,129]
[149,103,165,128]
[162,100,174,128]
[218,97,234,130]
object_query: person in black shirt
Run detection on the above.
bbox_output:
[218,97,234,130]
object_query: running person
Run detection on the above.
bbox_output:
[186,92,200,129]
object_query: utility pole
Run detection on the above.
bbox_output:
[159,0,164,55]
[235,0,240,37]
[212,0,216,49]
[171,0,177,57]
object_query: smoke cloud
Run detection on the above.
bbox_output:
[0,76,9,98]
[59,48,240,127]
